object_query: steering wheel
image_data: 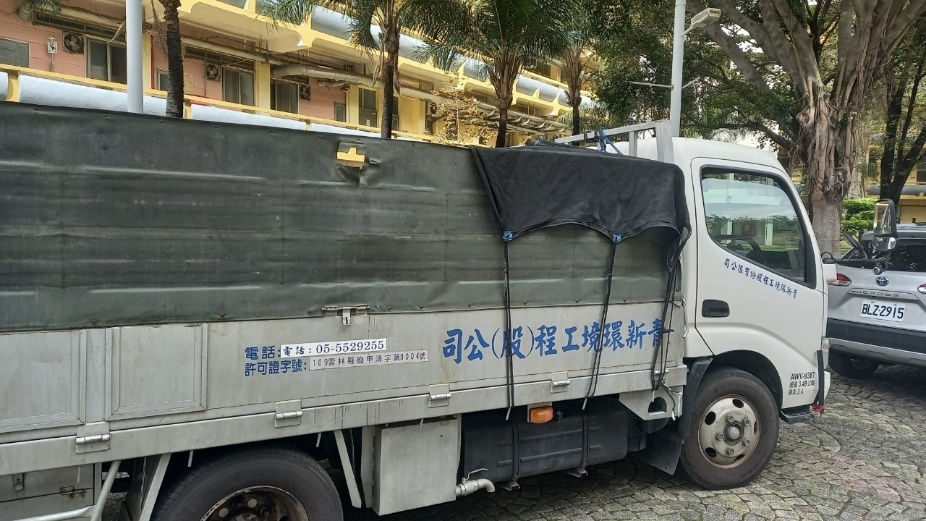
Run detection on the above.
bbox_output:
[714,235,762,257]
[842,232,868,259]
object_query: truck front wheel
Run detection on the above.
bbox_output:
[680,367,778,489]
[151,446,343,521]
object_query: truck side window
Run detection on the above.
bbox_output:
[701,169,810,284]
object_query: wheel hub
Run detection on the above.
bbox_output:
[202,486,308,521]
[697,395,760,467]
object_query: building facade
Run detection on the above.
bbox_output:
[867,162,926,224]
[0,0,580,144]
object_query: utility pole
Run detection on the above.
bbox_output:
[669,3,721,137]
[669,0,686,137]
[126,0,143,113]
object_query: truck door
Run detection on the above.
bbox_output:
[691,159,825,409]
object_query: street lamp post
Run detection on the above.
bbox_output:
[669,2,720,137]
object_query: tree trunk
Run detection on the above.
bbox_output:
[381,60,395,139]
[571,101,581,136]
[809,189,843,256]
[798,89,853,256]
[162,0,184,119]
[495,108,508,148]
[849,119,870,199]
[880,76,905,204]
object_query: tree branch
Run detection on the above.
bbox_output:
[886,0,926,51]
[899,61,924,160]
[756,1,812,95]
[690,0,774,96]
[690,121,793,150]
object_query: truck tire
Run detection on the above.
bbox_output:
[679,367,778,490]
[151,446,343,521]
[828,351,879,379]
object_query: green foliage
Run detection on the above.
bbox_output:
[586,0,798,148]
[879,15,926,204]
[417,0,576,81]
[415,0,578,146]
[842,198,875,238]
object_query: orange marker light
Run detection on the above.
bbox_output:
[529,406,554,424]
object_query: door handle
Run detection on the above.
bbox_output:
[702,299,730,318]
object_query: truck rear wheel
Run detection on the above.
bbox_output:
[828,350,879,379]
[680,367,778,489]
[151,446,343,521]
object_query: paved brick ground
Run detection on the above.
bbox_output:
[343,365,926,521]
[103,365,926,520]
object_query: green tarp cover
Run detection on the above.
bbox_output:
[0,103,678,332]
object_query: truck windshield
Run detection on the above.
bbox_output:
[701,169,810,284]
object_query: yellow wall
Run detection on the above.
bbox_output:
[142,34,153,89]
[900,197,926,223]
[397,95,422,134]
[255,62,271,109]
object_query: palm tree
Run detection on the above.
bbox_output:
[560,32,590,137]
[262,0,447,139]
[559,2,595,136]
[159,0,185,118]
[417,0,575,147]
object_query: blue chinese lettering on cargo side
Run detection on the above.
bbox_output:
[603,321,624,349]
[627,320,647,348]
[243,346,305,376]
[535,325,557,356]
[583,322,601,351]
[493,326,533,360]
[441,317,663,364]
[563,327,580,351]
[445,328,498,364]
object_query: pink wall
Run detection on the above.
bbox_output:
[2,1,347,116]
[299,78,345,120]
[150,48,219,98]
[0,0,85,77]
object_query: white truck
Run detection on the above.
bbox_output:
[0,103,837,521]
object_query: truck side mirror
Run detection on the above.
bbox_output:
[872,199,898,252]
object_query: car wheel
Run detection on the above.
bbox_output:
[151,446,343,521]
[680,367,778,490]
[828,350,879,379]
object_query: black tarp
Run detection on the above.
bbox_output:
[471,145,689,244]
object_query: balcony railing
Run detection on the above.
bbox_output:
[0,65,436,143]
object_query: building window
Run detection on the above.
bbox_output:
[271,80,299,113]
[528,62,552,78]
[223,68,254,106]
[0,37,30,67]
[87,39,127,84]
[917,161,926,184]
[333,102,347,122]
[156,69,169,90]
[359,88,377,127]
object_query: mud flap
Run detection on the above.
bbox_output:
[635,358,711,475]
[812,349,826,413]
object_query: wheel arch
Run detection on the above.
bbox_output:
[150,439,344,521]
[711,350,783,409]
